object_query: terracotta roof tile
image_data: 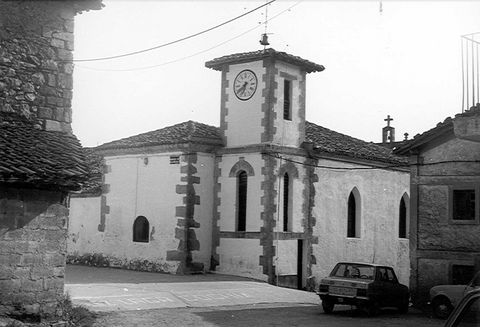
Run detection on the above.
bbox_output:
[96,120,223,151]
[205,48,325,73]
[395,104,480,155]
[0,112,89,190]
[305,121,408,165]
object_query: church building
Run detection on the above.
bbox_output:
[68,48,411,290]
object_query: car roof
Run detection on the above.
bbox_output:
[336,262,392,268]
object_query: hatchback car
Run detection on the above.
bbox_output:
[317,262,409,316]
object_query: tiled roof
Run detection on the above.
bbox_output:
[77,148,104,194]
[395,104,480,155]
[305,121,408,165]
[73,0,104,13]
[0,112,89,190]
[393,117,453,155]
[96,120,223,151]
[205,48,325,73]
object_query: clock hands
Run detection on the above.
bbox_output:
[238,81,248,96]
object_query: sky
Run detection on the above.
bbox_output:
[72,0,480,147]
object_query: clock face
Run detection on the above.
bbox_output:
[234,70,257,101]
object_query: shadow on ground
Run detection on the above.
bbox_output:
[92,304,443,327]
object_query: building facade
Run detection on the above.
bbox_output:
[395,104,480,305]
[0,1,101,318]
[68,49,410,290]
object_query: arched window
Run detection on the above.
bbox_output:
[347,188,361,238]
[237,171,248,232]
[399,194,409,238]
[283,173,290,232]
[133,216,149,242]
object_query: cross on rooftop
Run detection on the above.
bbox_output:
[384,115,393,127]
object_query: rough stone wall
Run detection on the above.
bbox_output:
[418,184,480,251]
[410,134,480,305]
[0,1,77,133]
[0,187,67,318]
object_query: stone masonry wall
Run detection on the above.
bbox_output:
[0,1,77,133]
[0,187,67,318]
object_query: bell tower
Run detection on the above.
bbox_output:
[205,49,324,149]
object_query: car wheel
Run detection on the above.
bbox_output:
[432,297,453,319]
[398,296,409,314]
[366,301,380,316]
[322,299,335,314]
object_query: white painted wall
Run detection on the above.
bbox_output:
[68,153,186,273]
[275,239,298,275]
[217,153,263,232]
[68,151,217,273]
[216,238,266,281]
[275,157,307,233]
[68,196,103,253]
[224,61,266,148]
[272,61,304,147]
[311,158,410,286]
[104,154,183,271]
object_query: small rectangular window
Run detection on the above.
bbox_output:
[170,156,180,164]
[453,189,475,220]
[283,79,291,120]
[452,265,475,285]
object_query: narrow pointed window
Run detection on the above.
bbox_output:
[283,79,292,120]
[237,171,248,231]
[347,193,356,237]
[399,197,407,238]
[283,173,290,232]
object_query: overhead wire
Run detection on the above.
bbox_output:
[76,0,303,72]
[69,0,276,63]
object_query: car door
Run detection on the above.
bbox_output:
[385,267,402,306]
[375,267,390,306]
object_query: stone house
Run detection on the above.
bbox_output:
[68,48,411,290]
[0,1,101,318]
[394,104,480,305]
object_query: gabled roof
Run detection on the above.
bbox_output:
[393,117,453,155]
[96,120,223,151]
[94,120,406,165]
[205,48,325,73]
[393,104,480,155]
[305,121,408,165]
[0,112,88,190]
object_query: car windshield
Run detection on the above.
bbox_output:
[330,263,375,280]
